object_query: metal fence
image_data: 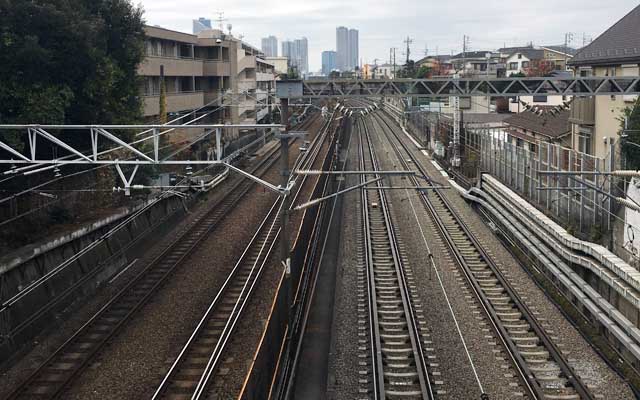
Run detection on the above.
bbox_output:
[404,108,625,242]
[468,126,616,237]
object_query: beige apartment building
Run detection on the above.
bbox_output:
[138,25,276,139]
[568,5,639,159]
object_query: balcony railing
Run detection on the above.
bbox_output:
[143,91,205,116]
[569,97,595,125]
[139,56,203,77]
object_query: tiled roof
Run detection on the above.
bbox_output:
[569,5,640,66]
[499,46,544,61]
[544,45,578,56]
[451,51,495,60]
[504,108,570,139]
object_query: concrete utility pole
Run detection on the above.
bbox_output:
[564,32,574,70]
[391,47,397,78]
[279,98,291,275]
[404,36,413,65]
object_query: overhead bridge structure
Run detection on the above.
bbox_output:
[276,76,640,98]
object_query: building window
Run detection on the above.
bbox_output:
[518,54,522,59]
[578,129,593,154]
[522,61,530,68]
[579,68,592,77]
[532,95,547,103]
[509,62,518,70]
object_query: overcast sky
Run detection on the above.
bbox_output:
[139,0,639,72]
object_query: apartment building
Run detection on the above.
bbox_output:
[138,25,276,139]
[568,5,640,158]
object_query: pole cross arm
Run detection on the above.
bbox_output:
[224,162,286,195]
[275,131,308,139]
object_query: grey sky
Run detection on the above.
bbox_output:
[140,0,639,72]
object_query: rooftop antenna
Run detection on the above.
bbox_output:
[214,11,227,31]
[227,23,233,36]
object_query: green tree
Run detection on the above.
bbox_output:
[621,97,640,169]
[414,65,431,79]
[0,0,146,148]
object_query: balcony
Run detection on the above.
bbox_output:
[143,91,205,116]
[569,97,595,125]
[256,72,274,82]
[237,55,257,74]
[139,56,203,77]
[203,61,231,76]
[237,80,257,93]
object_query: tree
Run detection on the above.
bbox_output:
[414,65,432,79]
[0,0,146,148]
[621,97,640,170]
[526,60,556,77]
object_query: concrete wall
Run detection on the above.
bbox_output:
[0,193,194,362]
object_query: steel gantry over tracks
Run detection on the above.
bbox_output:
[276,76,640,98]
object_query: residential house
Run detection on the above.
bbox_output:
[504,107,572,153]
[415,55,454,77]
[449,51,506,78]
[501,45,574,76]
[567,4,640,158]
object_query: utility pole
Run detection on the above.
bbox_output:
[564,32,574,71]
[404,36,413,65]
[452,73,461,168]
[461,35,470,76]
[391,47,397,78]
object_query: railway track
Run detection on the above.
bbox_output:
[5,117,320,400]
[357,115,434,399]
[151,112,336,400]
[371,109,595,400]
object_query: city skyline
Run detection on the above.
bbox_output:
[321,50,337,75]
[261,35,278,57]
[140,1,638,72]
[282,37,309,74]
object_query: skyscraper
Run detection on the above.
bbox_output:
[349,29,359,70]
[336,26,359,71]
[322,51,337,75]
[336,26,349,71]
[192,17,212,34]
[282,37,309,75]
[261,36,278,57]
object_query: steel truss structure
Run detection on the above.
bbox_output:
[283,76,640,98]
[0,124,282,165]
[0,123,285,192]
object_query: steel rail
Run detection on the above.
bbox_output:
[191,111,336,400]
[374,109,595,400]
[358,114,434,399]
[4,116,318,400]
[151,112,334,400]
